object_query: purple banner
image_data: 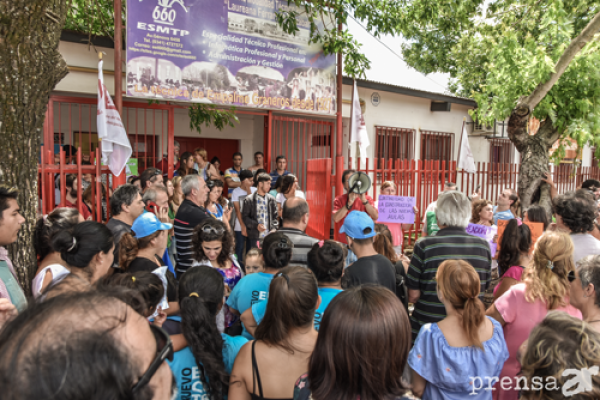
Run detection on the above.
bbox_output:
[466,223,497,258]
[377,195,416,224]
[126,0,336,114]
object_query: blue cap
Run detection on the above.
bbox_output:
[132,212,173,239]
[339,211,376,239]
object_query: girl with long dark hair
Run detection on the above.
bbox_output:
[494,219,532,300]
[229,266,319,400]
[168,266,248,400]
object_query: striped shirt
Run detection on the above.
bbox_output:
[407,227,492,342]
[174,199,211,274]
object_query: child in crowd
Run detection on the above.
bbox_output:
[244,248,264,275]
[105,270,167,326]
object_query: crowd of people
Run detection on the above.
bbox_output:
[4,152,600,399]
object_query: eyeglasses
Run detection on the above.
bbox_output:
[131,324,173,393]
[568,270,577,283]
[202,225,225,235]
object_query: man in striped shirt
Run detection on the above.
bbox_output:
[174,174,210,274]
[407,190,492,342]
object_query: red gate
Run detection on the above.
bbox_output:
[305,158,332,240]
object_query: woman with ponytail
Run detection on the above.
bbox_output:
[242,240,346,335]
[493,219,532,301]
[168,266,248,400]
[486,231,582,400]
[45,221,114,297]
[229,266,319,400]
[226,232,293,339]
[32,207,83,298]
[409,260,509,399]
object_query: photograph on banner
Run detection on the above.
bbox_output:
[465,223,497,258]
[497,219,544,253]
[377,195,416,224]
[126,0,336,114]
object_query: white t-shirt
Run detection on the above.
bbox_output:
[232,187,257,231]
[275,191,306,208]
[571,233,600,262]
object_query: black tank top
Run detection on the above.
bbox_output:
[251,341,293,400]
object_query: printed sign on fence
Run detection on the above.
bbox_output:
[377,195,416,224]
[466,223,497,258]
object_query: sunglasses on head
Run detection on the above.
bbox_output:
[131,324,173,393]
[568,270,577,283]
[202,225,225,235]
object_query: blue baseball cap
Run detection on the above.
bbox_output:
[132,213,173,239]
[339,210,376,239]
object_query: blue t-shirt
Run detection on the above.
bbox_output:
[168,333,248,400]
[252,287,343,331]
[227,272,274,339]
[492,206,515,225]
[408,317,508,400]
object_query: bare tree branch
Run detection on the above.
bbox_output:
[523,10,600,109]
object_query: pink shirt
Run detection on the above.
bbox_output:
[492,283,582,400]
[493,266,524,295]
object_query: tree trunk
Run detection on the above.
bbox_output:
[0,0,69,293]
[508,105,559,216]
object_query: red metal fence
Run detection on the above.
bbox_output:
[348,157,600,250]
[305,158,333,240]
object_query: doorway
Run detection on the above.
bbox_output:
[175,137,239,174]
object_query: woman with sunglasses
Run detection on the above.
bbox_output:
[205,179,233,225]
[569,255,600,332]
[168,266,248,400]
[486,231,581,400]
[192,218,243,332]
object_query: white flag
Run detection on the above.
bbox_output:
[458,123,476,173]
[350,80,370,156]
[97,59,132,176]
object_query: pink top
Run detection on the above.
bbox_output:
[493,266,524,295]
[492,283,582,400]
[384,222,403,247]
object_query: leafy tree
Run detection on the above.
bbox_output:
[393,0,600,211]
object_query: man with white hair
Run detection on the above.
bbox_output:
[407,190,492,342]
[173,174,210,274]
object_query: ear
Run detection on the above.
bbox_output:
[586,283,596,298]
[315,294,322,311]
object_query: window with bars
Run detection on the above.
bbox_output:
[375,126,414,164]
[489,138,514,164]
[420,130,454,163]
[592,147,599,169]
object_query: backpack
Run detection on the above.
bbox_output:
[394,260,409,310]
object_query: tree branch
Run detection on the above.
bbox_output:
[523,10,600,109]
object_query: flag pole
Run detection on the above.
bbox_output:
[349,78,355,167]
[456,116,467,171]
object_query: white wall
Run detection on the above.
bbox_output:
[341,83,475,168]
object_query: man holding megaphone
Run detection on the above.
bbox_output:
[333,170,379,244]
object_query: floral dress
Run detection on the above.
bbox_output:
[215,260,243,328]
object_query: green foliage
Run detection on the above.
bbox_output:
[65,0,123,38]
[396,0,600,156]
[275,0,406,78]
[188,105,239,135]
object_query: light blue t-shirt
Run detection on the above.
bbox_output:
[168,333,248,400]
[252,287,343,332]
[408,317,509,400]
[492,206,515,225]
[227,272,274,339]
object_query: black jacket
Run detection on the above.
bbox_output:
[242,192,278,243]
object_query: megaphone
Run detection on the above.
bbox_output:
[347,172,371,194]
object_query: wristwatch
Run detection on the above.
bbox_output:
[362,200,368,205]
[346,203,352,210]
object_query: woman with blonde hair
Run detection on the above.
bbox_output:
[487,231,582,400]
[409,260,508,399]
[520,312,600,399]
[376,181,418,255]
